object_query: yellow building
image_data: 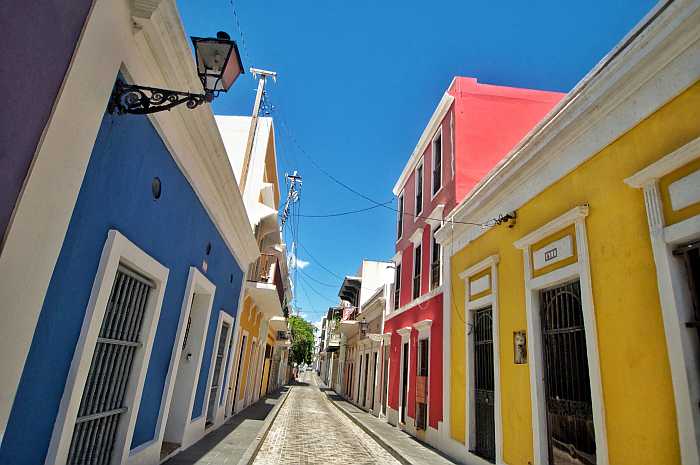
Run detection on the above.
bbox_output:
[437,2,700,464]
[216,115,292,416]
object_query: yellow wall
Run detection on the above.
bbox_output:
[449,80,700,464]
[237,295,262,400]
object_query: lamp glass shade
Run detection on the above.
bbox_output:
[192,36,243,92]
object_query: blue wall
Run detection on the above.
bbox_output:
[0,108,245,463]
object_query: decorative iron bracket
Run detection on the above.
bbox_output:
[108,81,212,115]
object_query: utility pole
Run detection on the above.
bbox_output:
[239,68,277,192]
[280,171,302,228]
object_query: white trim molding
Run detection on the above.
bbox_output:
[412,319,433,338]
[437,0,700,254]
[130,267,215,464]
[0,0,259,440]
[624,136,700,188]
[459,254,503,464]
[393,93,455,195]
[386,285,443,322]
[46,230,169,465]
[625,140,700,465]
[514,208,609,465]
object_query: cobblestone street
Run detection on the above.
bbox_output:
[253,372,401,465]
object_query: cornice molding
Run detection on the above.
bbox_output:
[133,0,259,268]
[513,206,589,250]
[444,0,700,254]
[458,254,499,281]
[393,93,455,195]
[625,136,700,187]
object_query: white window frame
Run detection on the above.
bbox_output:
[624,136,700,465]
[413,319,432,433]
[458,255,502,464]
[232,329,250,414]
[430,224,442,290]
[46,230,169,465]
[201,311,235,431]
[396,327,412,429]
[415,160,424,218]
[131,267,215,462]
[513,206,609,465]
[431,126,444,200]
[397,193,405,242]
[413,240,423,300]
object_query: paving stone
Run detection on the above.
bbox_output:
[253,372,401,465]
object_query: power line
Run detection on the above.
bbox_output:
[298,273,338,305]
[298,242,344,280]
[299,268,338,288]
[297,202,390,218]
[228,0,251,66]
[269,103,510,228]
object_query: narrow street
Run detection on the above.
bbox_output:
[253,372,401,465]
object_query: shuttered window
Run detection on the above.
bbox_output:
[68,266,153,465]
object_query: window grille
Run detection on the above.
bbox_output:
[540,280,596,465]
[416,338,429,430]
[67,266,153,465]
[674,241,700,409]
[413,245,422,300]
[472,307,495,462]
[182,293,195,351]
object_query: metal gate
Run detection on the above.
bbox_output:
[540,280,596,465]
[473,306,495,462]
[207,323,230,425]
[68,266,153,465]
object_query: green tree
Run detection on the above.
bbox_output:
[288,315,316,365]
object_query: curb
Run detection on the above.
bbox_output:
[321,387,412,465]
[238,385,293,465]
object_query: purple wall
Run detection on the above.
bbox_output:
[0,0,93,247]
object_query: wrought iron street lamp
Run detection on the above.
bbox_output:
[109,31,244,115]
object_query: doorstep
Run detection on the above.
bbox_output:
[319,383,460,465]
[163,386,292,465]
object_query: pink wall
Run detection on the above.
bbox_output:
[450,77,564,202]
[384,292,443,429]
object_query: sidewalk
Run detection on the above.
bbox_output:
[317,379,461,465]
[163,386,291,465]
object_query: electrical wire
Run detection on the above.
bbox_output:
[298,242,344,280]
[297,202,390,218]
[299,268,338,288]
[268,101,505,228]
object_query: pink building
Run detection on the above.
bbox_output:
[383,77,563,449]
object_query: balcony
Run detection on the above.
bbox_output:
[246,253,285,317]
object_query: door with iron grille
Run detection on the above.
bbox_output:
[206,322,230,426]
[473,307,495,462]
[68,266,152,465]
[540,280,596,465]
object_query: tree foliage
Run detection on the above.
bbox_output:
[288,315,315,365]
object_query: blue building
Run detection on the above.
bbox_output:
[0,1,274,463]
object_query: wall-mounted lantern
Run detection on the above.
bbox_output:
[514,330,527,364]
[109,31,243,115]
[359,317,368,337]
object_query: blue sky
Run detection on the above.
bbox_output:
[177,0,656,324]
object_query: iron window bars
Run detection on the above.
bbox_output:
[68,266,153,465]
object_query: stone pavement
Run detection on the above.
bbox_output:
[252,371,401,465]
[320,383,461,465]
[163,386,290,465]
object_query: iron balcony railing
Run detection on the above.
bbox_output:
[248,253,285,307]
